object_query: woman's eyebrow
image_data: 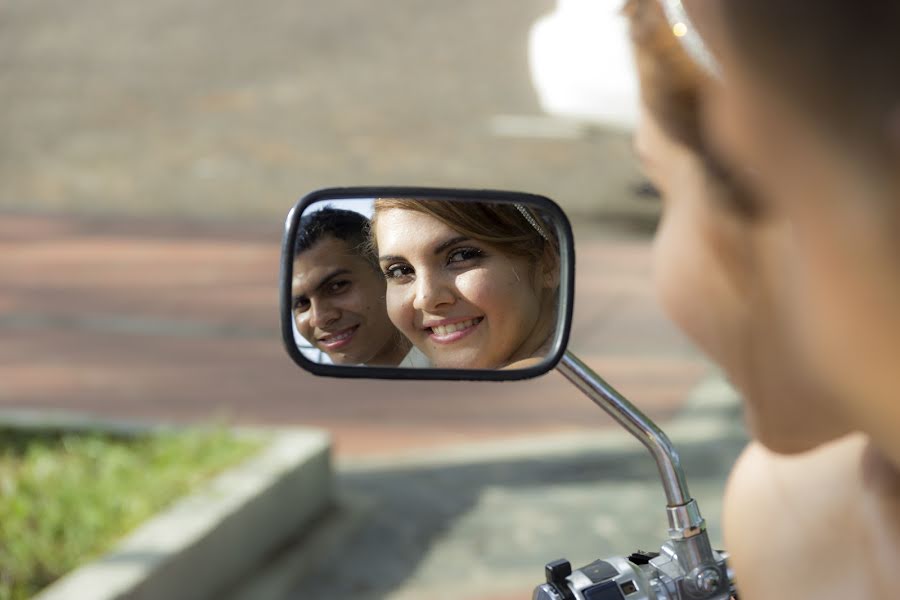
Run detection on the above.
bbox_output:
[378,236,471,262]
[433,236,470,255]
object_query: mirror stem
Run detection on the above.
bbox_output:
[556,351,691,507]
[558,352,723,588]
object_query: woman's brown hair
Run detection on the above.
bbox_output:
[714,1,900,174]
[624,0,757,217]
[370,198,559,272]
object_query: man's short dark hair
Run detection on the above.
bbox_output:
[294,206,374,264]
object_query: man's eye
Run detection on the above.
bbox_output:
[447,247,484,264]
[293,298,310,312]
[326,280,350,295]
[384,264,413,280]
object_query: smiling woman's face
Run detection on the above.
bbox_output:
[374,208,548,369]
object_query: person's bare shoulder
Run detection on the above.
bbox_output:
[723,435,881,599]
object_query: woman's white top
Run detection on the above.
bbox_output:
[398,346,431,368]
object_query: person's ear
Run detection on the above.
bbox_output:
[540,245,561,289]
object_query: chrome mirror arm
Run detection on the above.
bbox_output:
[556,351,691,507]
[555,352,729,594]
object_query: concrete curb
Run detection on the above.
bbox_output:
[6,414,333,600]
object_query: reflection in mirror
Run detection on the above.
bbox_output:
[290,196,562,370]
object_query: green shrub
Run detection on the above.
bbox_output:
[0,427,261,600]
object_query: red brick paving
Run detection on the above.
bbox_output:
[0,214,707,457]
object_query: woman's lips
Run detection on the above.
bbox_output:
[318,325,358,350]
[427,317,483,344]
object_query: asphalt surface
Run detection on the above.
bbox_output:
[1,0,648,222]
[229,377,747,600]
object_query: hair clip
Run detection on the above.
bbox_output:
[515,203,551,241]
[659,0,720,78]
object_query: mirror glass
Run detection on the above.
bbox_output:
[284,191,572,374]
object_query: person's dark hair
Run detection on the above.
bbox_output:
[715,1,900,172]
[624,0,759,218]
[294,206,375,265]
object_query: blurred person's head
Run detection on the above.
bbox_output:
[371,199,559,369]
[624,0,848,453]
[292,207,409,366]
[681,0,900,462]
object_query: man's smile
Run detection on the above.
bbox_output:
[317,324,359,350]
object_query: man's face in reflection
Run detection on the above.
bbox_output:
[292,235,402,366]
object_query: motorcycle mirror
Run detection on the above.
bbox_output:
[280,187,574,380]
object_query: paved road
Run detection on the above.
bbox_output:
[229,378,747,600]
[0,0,649,222]
[0,213,707,457]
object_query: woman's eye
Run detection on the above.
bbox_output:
[447,248,484,264]
[384,264,413,280]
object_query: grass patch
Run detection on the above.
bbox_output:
[0,426,263,600]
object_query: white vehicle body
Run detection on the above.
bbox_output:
[528,0,640,130]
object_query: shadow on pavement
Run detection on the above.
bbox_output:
[288,408,746,599]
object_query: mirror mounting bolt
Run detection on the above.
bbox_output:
[692,567,722,595]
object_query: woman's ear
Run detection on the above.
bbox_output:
[540,245,561,289]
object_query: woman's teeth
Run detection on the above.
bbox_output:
[431,318,481,337]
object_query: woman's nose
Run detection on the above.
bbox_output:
[412,271,455,312]
[309,299,340,329]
